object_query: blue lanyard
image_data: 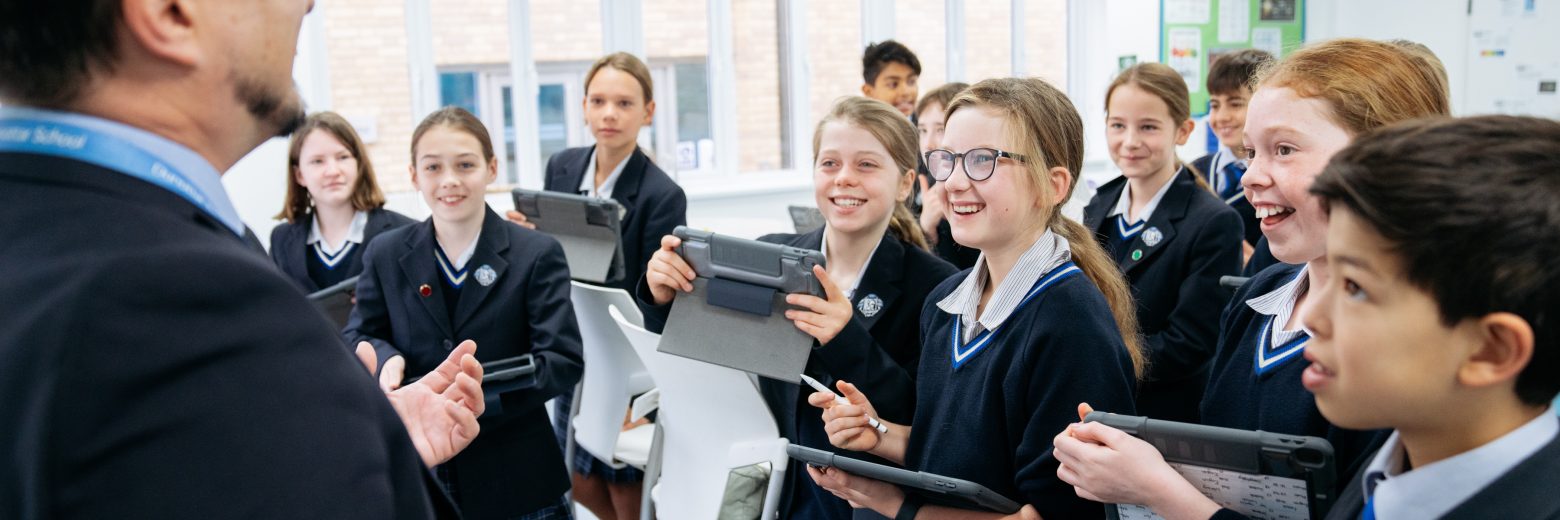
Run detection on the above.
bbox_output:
[950,262,1081,369]
[0,116,240,236]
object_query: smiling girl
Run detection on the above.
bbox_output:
[344,106,584,520]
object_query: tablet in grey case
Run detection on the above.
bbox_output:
[785,444,1022,514]
[657,226,824,384]
[512,188,626,285]
[306,275,359,328]
[789,205,825,234]
[1085,411,1336,520]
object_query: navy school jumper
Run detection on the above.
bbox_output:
[1200,263,1387,508]
[905,265,1138,519]
[269,207,416,292]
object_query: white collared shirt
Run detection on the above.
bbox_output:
[1245,264,1310,346]
[445,232,480,271]
[1107,171,1179,224]
[937,230,1073,344]
[579,147,630,199]
[818,226,884,301]
[306,210,368,254]
[1363,411,1558,518]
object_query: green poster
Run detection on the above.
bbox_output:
[1160,0,1306,116]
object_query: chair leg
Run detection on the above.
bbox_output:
[639,423,664,520]
[563,381,583,475]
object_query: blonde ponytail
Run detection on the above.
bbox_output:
[888,199,929,251]
[1053,217,1147,379]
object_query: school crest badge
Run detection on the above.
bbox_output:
[475,265,498,287]
[857,293,884,318]
[1143,227,1163,247]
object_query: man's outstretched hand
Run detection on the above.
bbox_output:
[356,341,484,467]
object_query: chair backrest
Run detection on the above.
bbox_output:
[610,305,783,520]
[570,282,654,464]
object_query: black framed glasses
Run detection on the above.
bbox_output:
[924,148,1028,182]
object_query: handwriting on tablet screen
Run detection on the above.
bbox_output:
[1115,463,1308,520]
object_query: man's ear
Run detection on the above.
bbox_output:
[120,0,204,68]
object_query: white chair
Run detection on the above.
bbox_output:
[567,282,657,472]
[610,305,790,520]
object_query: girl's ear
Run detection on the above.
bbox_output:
[1175,118,1196,146]
[487,156,499,183]
[1045,166,1072,207]
[897,168,916,202]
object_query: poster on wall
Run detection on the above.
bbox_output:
[1219,0,1251,42]
[1169,28,1205,93]
[1162,0,1306,115]
[1166,0,1212,24]
[1260,0,1297,21]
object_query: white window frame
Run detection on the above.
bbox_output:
[403,0,1050,199]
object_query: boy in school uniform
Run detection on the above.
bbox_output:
[1190,49,1272,250]
[860,40,922,119]
[1303,115,1560,519]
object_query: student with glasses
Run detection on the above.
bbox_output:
[806,78,1144,520]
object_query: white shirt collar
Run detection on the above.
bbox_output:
[448,232,480,271]
[579,147,631,199]
[1365,411,1558,519]
[937,230,1073,343]
[1245,264,1310,344]
[819,226,884,301]
[306,210,368,254]
[1107,170,1179,223]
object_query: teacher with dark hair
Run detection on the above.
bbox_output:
[0,1,483,518]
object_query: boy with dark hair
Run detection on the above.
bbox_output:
[1304,114,1560,519]
[861,40,922,117]
[1191,49,1274,248]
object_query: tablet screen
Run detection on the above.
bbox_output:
[1116,462,1309,520]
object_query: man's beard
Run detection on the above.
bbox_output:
[233,72,307,138]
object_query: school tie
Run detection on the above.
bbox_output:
[1359,470,1386,520]
[1217,162,1246,201]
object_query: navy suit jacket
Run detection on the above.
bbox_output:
[344,207,583,518]
[543,145,686,294]
[269,207,415,292]
[0,152,455,519]
[1321,431,1560,520]
[1084,170,1244,422]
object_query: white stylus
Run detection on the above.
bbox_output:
[800,373,889,435]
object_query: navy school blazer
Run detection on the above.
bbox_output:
[0,152,456,519]
[268,207,416,293]
[543,145,687,294]
[754,229,958,520]
[1190,152,1261,246]
[1319,431,1560,520]
[1083,169,1244,423]
[344,206,584,518]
